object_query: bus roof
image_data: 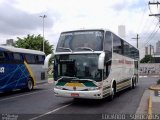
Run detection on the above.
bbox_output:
[0,46,45,55]
[61,28,106,33]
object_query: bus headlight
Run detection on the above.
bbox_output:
[88,87,100,91]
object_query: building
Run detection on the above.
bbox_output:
[145,45,154,56]
[145,46,148,55]
[156,41,160,54]
[0,39,14,46]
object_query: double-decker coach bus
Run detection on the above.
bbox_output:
[0,46,49,92]
[54,29,139,99]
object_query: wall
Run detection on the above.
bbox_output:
[139,63,160,76]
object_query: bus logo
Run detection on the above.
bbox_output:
[0,67,5,73]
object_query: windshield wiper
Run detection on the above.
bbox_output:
[57,76,80,81]
[58,47,72,52]
[76,47,94,52]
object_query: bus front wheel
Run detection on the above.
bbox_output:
[108,83,116,101]
[26,78,34,91]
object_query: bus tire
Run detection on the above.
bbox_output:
[108,82,116,101]
[131,79,136,89]
[26,78,34,91]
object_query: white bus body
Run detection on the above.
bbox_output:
[53,29,139,99]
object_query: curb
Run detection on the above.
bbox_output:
[149,85,160,91]
[148,96,152,120]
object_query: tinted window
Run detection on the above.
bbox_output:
[0,52,10,63]
[113,34,122,54]
[36,55,45,64]
[121,39,124,55]
[13,53,22,61]
[104,31,112,52]
[56,30,104,52]
[0,52,5,62]
[129,46,136,58]
[25,54,36,64]
[54,54,102,81]
[124,41,129,56]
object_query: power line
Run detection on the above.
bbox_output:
[139,14,156,38]
[137,3,148,33]
[139,22,159,50]
[138,1,160,50]
[144,25,159,46]
[139,17,156,38]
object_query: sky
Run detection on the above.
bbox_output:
[0,0,160,58]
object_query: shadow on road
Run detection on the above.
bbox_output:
[0,88,45,98]
[71,87,136,107]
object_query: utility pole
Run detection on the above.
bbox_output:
[149,1,160,17]
[40,15,47,52]
[132,34,140,49]
[148,1,159,63]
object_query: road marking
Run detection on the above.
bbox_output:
[29,103,72,120]
[148,96,152,120]
[0,89,53,102]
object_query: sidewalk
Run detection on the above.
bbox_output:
[136,84,160,119]
[149,85,160,115]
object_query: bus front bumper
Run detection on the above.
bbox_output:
[54,88,103,99]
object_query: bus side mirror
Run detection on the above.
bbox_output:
[98,52,105,69]
[43,54,53,69]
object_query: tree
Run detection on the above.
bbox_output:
[140,55,153,63]
[15,34,53,55]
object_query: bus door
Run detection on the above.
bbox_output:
[104,53,112,80]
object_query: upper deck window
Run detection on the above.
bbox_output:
[56,30,104,52]
[25,54,36,64]
[0,52,5,62]
[13,53,22,61]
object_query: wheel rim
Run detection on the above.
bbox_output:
[132,80,135,88]
[28,80,33,90]
[111,88,114,99]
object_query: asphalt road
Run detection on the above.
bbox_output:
[0,77,158,120]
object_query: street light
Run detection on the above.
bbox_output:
[40,14,47,52]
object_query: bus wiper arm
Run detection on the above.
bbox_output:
[57,76,80,81]
[72,77,80,80]
[58,47,72,52]
[76,47,94,52]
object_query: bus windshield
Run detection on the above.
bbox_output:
[54,54,102,82]
[56,30,104,52]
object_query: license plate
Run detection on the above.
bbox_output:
[71,93,79,97]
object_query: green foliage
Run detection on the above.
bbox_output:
[140,55,153,63]
[15,34,53,55]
